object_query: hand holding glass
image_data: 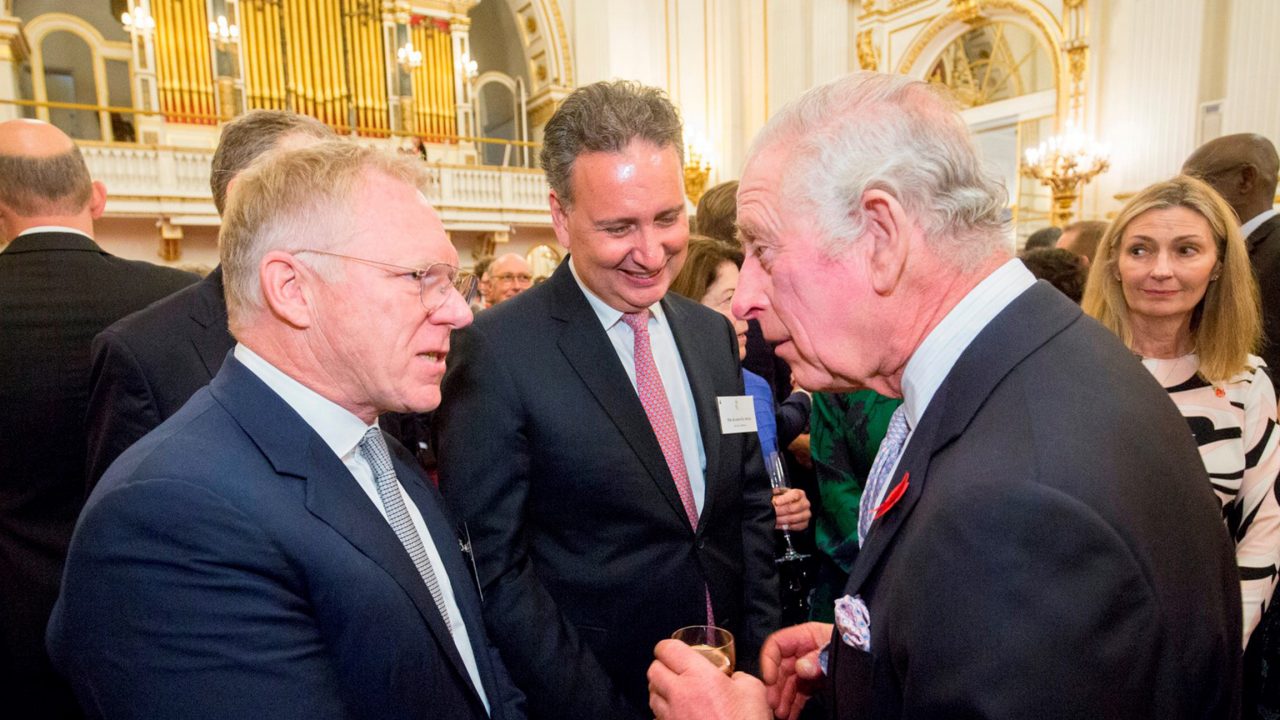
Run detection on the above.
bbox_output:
[671,625,735,676]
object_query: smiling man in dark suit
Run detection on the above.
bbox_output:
[83,110,333,488]
[0,119,197,720]
[48,141,522,720]
[434,81,778,720]
[648,72,1240,720]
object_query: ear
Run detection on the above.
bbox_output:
[88,181,107,219]
[861,189,912,296]
[1238,163,1259,195]
[259,250,315,329]
[549,191,572,251]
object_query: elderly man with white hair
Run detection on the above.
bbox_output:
[48,140,525,720]
[648,72,1240,720]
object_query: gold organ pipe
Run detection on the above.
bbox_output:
[157,0,177,120]
[152,0,170,118]
[438,27,452,136]
[344,1,362,133]
[180,0,199,120]
[316,0,334,125]
[251,0,269,109]
[241,1,257,107]
[282,0,298,114]
[357,10,373,134]
[290,0,312,117]
[412,25,427,137]
[306,2,325,124]
[262,0,279,109]
[312,0,327,124]
[363,10,378,133]
[329,0,347,127]
[195,0,216,122]
[424,26,437,138]
[373,18,388,134]
[443,29,457,137]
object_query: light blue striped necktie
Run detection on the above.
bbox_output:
[359,427,452,629]
[858,406,910,545]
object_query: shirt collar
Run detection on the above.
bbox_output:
[568,254,669,331]
[16,226,93,241]
[233,343,374,461]
[1241,208,1280,239]
[900,258,1036,429]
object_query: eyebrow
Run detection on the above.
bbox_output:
[591,204,684,228]
[1126,234,1210,242]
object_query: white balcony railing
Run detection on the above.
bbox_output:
[80,144,552,228]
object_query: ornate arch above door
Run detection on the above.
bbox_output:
[500,0,573,128]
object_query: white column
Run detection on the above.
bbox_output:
[1091,0,1206,209]
[1221,0,1280,144]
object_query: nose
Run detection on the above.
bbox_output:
[430,289,474,329]
[1152,250,1174,278]
[733,254,768,321]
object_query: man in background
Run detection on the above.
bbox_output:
[0,119,197,719]
[435,80,777,719]
[480,252,534,306]
[84,110,333,486]
[1055,219,1108,266]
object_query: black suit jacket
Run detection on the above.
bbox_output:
[828,283,1240,720]
[84,265,233,488]
[1248,215,1280,373]
[0,231,197,719]
[48,355,525,720]
[434,261,779,719]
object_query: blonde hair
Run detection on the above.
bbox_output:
[1082,175,1260,383]
[219,139,433,334]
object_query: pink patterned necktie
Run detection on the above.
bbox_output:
[622,310,714,624]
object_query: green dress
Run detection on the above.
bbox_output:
[808,389,903,622]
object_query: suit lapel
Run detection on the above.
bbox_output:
[208,358,480,697]
[844,283,1082,597]
[189,267,234,379]
[548,263,695,530]
[664,296,723,530]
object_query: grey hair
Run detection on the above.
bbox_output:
[748,72,1008,269]
[219,139,434,334]
[539,80,684,208]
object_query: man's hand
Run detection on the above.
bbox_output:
[648,639,770,720]
[761,623,831,720]
[771,488,811,531]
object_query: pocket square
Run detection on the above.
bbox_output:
[833,594,871,652]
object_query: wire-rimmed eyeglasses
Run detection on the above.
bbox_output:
[295,249,479,315]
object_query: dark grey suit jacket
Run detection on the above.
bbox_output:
[434,260,779,719]
[84,266,233,488]
[0,231,196,719]
[828,282,1240,719]
[1248,214,1280,373]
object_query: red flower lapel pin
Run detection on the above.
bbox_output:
[874,472,910,520]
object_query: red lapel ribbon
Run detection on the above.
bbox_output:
[874,472,910,519]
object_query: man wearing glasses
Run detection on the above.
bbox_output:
[480,252,535,307]
[48,141,526,720]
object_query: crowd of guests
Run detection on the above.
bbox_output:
[1,69,1278,720]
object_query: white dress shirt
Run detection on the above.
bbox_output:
[16,225,93,240]
[1241,208,1280,240]
[569,259,709,513]
[234,344,491,714]
[873,259,1036,497]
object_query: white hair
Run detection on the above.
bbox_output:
[748,72,1008,270]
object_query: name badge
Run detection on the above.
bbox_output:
[717,396,758,434]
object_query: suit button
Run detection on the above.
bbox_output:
[697,539,706,550]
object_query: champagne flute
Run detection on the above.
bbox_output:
[766,450,809,563]
[671,625,735,675]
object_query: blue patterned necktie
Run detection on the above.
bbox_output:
[359,427,452,629]
[858,406,910,545]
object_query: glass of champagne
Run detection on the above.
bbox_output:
[766,450,809,562]
[671,625,735,675]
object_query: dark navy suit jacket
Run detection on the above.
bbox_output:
[827,283,1240,719]
[48,355,525,720]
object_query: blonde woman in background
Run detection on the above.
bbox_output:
[1083,174,1280,646]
